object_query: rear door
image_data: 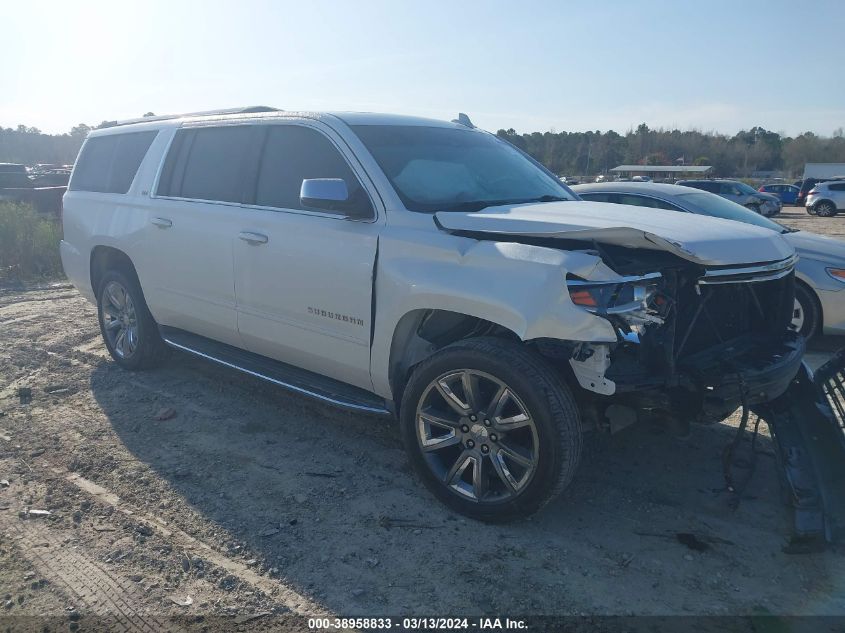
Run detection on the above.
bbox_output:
[231,121,381,391]
[140,124,259,346]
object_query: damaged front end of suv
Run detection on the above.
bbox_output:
[434,204,845,540]
[563,249,804,428]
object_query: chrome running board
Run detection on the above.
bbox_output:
[160,327,391,416]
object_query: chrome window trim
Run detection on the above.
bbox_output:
[149,119,381,224]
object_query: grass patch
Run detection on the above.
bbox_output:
[0,201,64,281]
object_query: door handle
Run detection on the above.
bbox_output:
[150,217,172,228]
[238,231,269,245]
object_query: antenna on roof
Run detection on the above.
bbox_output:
[452,113,475,128]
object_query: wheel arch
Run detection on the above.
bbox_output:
[386,308,522,407]
[813,199,838,213]
[90,245,140,297]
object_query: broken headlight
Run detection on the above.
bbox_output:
[568,274,665,329]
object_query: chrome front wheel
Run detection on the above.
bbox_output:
[416,369,540,503]
[400,337,582,521]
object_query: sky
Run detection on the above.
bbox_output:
[3,0,844,137]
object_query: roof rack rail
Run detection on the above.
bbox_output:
[107,106,281,128]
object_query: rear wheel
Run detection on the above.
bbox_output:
[97,270,169,370]
[399,337,581,522]
[815,201,838,217]
[791,283,821,339]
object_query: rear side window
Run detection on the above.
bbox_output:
[253,125,371,214]
[829,183,845,192]
[69,131,157,193]
[156,126,254,203]
[616,194,681,211]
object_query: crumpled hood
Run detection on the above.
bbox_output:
[435,201,795,266]
[785,230,845,264]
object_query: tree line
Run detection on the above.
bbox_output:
[2,118,844,179]
[498,123,845,178]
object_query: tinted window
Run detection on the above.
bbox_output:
[719,183,742,195]
[171,126,254,203]
[615,194,681,210]
[254,125,371,215]
[680,181,716,193]
[578,192,616,203]
[829,183,845,191]
[69,131,157,193]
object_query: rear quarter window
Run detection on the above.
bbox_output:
[69,131,158,193]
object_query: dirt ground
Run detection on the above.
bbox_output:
[1,206,844,628]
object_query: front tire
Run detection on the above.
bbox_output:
[791,283,821,339]
[97,270,169,370]
[399,337,581,522]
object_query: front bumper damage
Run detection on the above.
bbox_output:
[755,353,845,544]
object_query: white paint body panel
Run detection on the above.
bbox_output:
[60,111,797,404]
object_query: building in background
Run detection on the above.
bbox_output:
[804,163,845,180]
[609,164,712,181]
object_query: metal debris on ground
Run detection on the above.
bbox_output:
[154,407,177,421]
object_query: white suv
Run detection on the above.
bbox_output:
[807,181,845,217]
[61,107,804,520]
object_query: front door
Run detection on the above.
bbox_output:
[232,122,381,391]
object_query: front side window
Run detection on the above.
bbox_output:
[69,131,157,193]
[254,125,372,215]
[351,125,574,212]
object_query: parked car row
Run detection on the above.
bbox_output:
[674,179,782,217]
[0,162,68,213]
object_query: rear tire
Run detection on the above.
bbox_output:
[399,337,582,522]
[815,201,837,217]
[97,269,169,370]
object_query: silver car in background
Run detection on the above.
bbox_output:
[572,182,845,338]
[807,181,845,217]
[676,179,782,217]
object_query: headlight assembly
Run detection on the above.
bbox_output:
[568,274,666,328]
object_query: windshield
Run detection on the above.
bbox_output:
[351,125,575,212]
[734,181,759,195]
[677,192,792,233]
